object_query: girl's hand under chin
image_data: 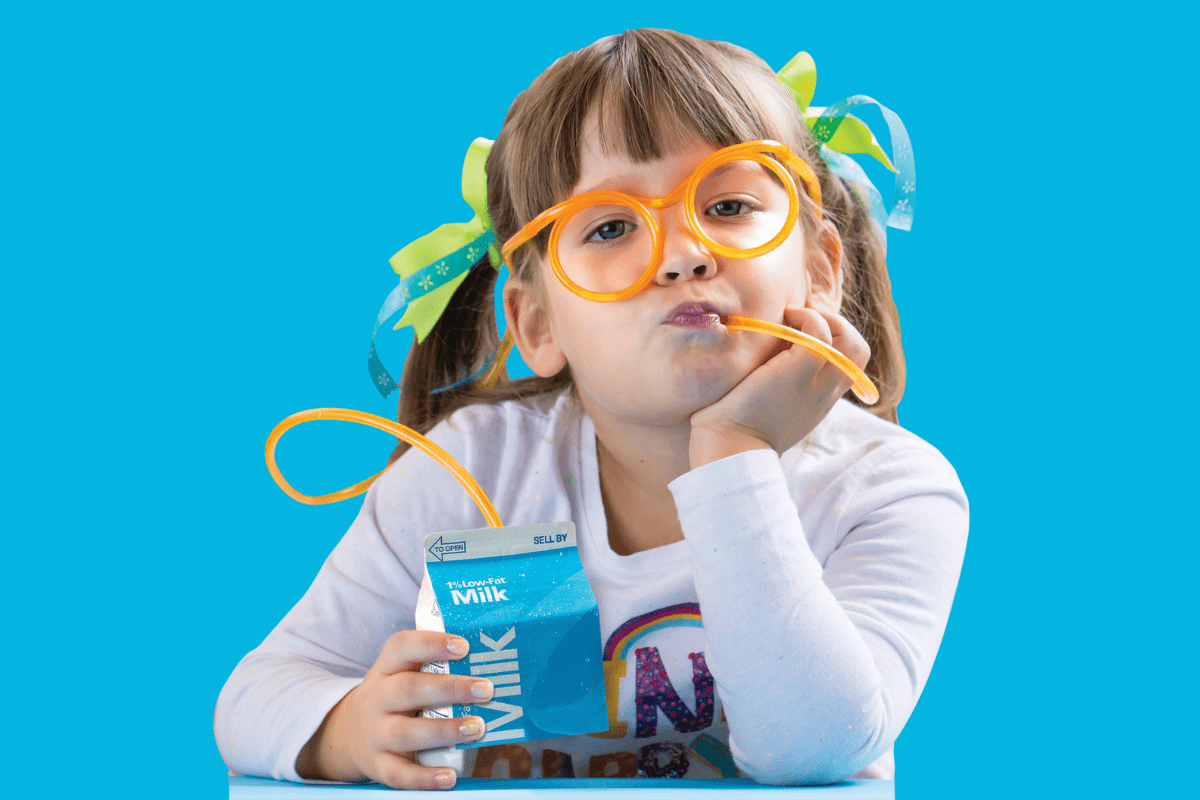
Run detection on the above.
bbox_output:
[687,304,871,469]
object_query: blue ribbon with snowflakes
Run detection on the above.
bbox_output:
[368,229,496,398]
[810,94,915,232]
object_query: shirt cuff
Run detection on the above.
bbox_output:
[667,448,823,586]
[668,447,788,527]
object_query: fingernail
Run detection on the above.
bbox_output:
[459,716,483,737]
[470,680,492,699]
[435,770,455,788]
[446,637,468,656]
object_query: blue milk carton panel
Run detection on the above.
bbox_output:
[414,522,607,763]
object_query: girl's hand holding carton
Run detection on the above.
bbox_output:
[295,631,492,791]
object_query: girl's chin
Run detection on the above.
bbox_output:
[673,351,751,388]
[578,349,757,423]
[659,367,744,412]
[581,374,739,428]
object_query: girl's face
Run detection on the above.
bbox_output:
[508,118,842,429]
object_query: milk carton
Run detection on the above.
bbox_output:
[414,522,607,770]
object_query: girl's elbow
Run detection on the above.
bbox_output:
[737,757,867,787]
[732,714,889,785]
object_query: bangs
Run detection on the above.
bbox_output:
[591,32,781,163]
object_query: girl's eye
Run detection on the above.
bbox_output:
[706,199,753,217]
[588,220,633,242]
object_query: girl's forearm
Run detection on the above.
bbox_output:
[668,445,966,783]
[680,474,886,782]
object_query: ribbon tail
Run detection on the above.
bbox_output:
[819,146,889,248]
[368,281,414,399]
[368,343,400,399]
[810,94,915,232]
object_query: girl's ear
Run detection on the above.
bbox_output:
[807,220,844,314]
[503,276,568,378]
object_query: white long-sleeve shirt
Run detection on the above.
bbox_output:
[215,389,968,784]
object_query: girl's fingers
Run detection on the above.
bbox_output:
[380,712,488,755]
[780,306,869,397]
[376,631,470,675]
[382,671,494,714]
[372,752,461,791]
[823,311,871,369]
[782,306,834,345]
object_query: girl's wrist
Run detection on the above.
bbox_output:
[688,421,772,469]
[296,688,365,782]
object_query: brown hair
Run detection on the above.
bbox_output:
[390,29,905,462]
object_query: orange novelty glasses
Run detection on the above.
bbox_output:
[500,140,823,303]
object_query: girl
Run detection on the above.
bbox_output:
[215,28,967,790]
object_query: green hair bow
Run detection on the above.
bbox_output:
[777,51,916,236]
[367,138,500,398]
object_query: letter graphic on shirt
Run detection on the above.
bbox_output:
[586,658,629,739]
[689,733,739,778]
[638,741,690,778]
[541,748,576,778]
[470,744,532,778]
[635,648,714,738]
[587,751,639,778]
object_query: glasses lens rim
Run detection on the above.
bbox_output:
[549,194,660,302]
[684,150,800,258]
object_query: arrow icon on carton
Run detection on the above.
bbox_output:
[427,535,467,561]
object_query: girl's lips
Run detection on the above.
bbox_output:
[664,302,722,327]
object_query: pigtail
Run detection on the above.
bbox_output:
[388,259,498,463]
[388,259,572,465]
[806,148,906,424]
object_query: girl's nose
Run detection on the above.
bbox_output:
[653,206,718,285]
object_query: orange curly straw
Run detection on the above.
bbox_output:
[265,407,503,526]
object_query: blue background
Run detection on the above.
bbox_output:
[3,3,1191,798]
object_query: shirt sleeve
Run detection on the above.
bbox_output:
[668,445,969,785]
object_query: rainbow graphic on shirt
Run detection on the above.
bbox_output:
[589,602,704,739]
[603,602,705,661]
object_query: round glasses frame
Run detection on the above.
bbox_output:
[500,140,824,303]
